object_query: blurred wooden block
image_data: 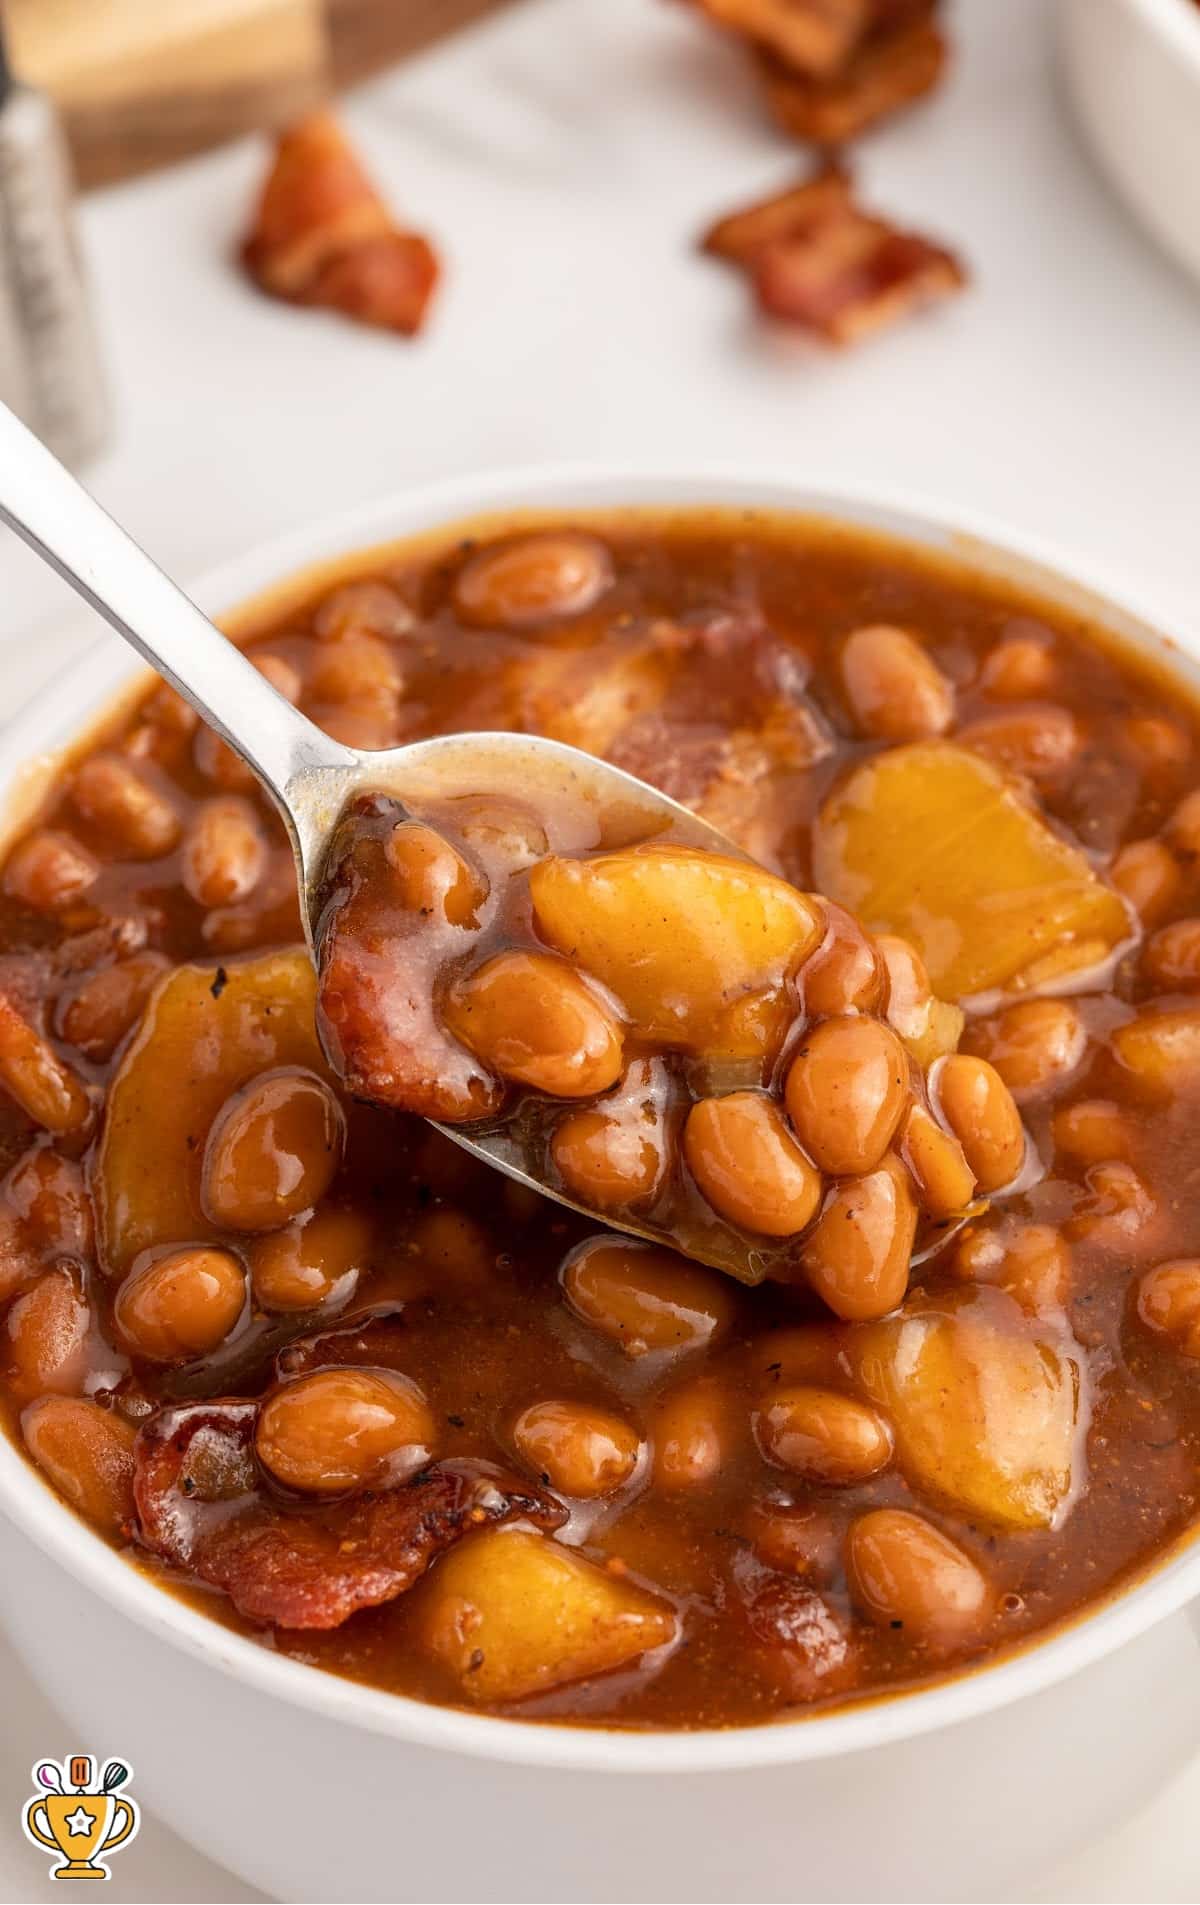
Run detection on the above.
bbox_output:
[6,0,517,189]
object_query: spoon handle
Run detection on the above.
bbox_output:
[0,402,349,814]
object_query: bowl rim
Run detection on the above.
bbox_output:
[1128,0,1200,67]
[2,460,1199,1776]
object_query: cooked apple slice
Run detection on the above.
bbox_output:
[416,1526,678,1701]
[812,742,1132,1000]
[848,1284,1084,1531]
[96,949,331,1277]
[529,844,821,1059]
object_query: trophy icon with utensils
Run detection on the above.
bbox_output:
[22,1755,139,1880]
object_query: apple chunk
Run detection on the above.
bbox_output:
[812,742,1132,1001]
[529,844,821,1059]
[849,1285,1084,1531]
[417,1527,678,1701]
[95,949,331,1277]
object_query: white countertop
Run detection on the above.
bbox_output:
[0,0,1198,1898]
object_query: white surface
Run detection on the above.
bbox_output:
[0,0,1197,1897]
[1060,0,1200,288]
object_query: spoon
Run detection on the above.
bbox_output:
[0,403,750,1256]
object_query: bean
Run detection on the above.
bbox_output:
[313,579,413,642]
[306,633,403,750]
[407,1206,495,1286]
[1137,1260,1200,1357]
[443,951,623,1098]
[512,1398,640,1498]
[1110,838,1183,927]
[1052,1098,1131,1166]
[755,1385,892,1484]
[1068,1160,1156,1251]
[651,1376,728,1489]
[252,651,303,703]
[71,753,181,857]
[684,1092,822,1236]
[256,1367,435,1495]
[749,1500,839,1580]
[1123,714,1189,774]
[1143,919,1200,991]
[3,830,98,913]
[900,1101,975,1218]
[5,1266,90,1402]
[181,797,267,909]
[551,1103,666,1211]
[454,532,613,628]
[784,1016,909,1178]
[966,998,1086,1099]
[250,1206,369,1311]
[840,624,953,741]
[4,1146,93,1261]
[450,795,549,873]
[800,902,885,1017]
[935,1055,1025,1192]
[21,1396,135,1536]
[980,635,1057,700]
[802,1154,916,1322]
[384,821,487,927]
[115,1245,246,1362]
[201,1068,344,1232]
[875,935,963,1067]
[58,952,168,1061]
[145,682,199,736]
[846,1508,994,1644]
[0,995,90,1134]
[953,1220,1071,1314]
[957,705,1080,781]
[1167,789,1200,860]
[1112,1008,1200,1091]
[561,1237,735,1358]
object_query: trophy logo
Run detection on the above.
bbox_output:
[22,1755,139,1881]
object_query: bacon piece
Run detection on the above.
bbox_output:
[760,16,947,143]
[134,1400,564,1630]
[731,1547,861,1702]
[242,111,440,337]
[701,163,965,347]
[681,0,873,78]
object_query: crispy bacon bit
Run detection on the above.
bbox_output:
[760,15,947,143]
[701,163,965,347]
[134,1400,564,1630]
[681,0,873,78]
[242,111,440,337]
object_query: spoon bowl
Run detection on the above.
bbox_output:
[0,403,749,1256]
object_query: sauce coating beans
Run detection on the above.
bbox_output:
[256,1368,435,1494]
[114,1246,246,1362]
[4,506,1200,1734]
[202,1068,344,1231]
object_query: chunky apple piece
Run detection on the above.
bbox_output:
[417,1526,678,1701]
[96,950,332,1277]
[812,742,1132,1000]
[848,1285,1084,1531]
[529,844,821,1059]
[1112,1009,1200,1094]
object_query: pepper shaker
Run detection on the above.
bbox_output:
[0,8,108,468]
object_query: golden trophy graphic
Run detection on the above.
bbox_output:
[23,1755,139,1880]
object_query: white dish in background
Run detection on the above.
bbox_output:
[1059,0,1200,286]
[2,467,1200,1904]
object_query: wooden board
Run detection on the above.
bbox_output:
[7,0,518,189]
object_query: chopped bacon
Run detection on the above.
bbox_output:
[701,163,965,347]
[241,111,440,337]
[681,0,873,78]
[731,1548,861,1702]
[134,1400,565,1630]
[760,15,947,143]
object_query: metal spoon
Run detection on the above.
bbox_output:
[0,403,758,1264]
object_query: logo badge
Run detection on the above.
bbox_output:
[22,1755,139,1881]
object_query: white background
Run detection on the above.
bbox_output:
[0,0,1198,1897]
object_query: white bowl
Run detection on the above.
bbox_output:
[2,467,1200,1904]
[1059,0,1200,287]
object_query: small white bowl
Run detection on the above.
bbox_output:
[2,468,1200,1904]
[1059,0,1200,286]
